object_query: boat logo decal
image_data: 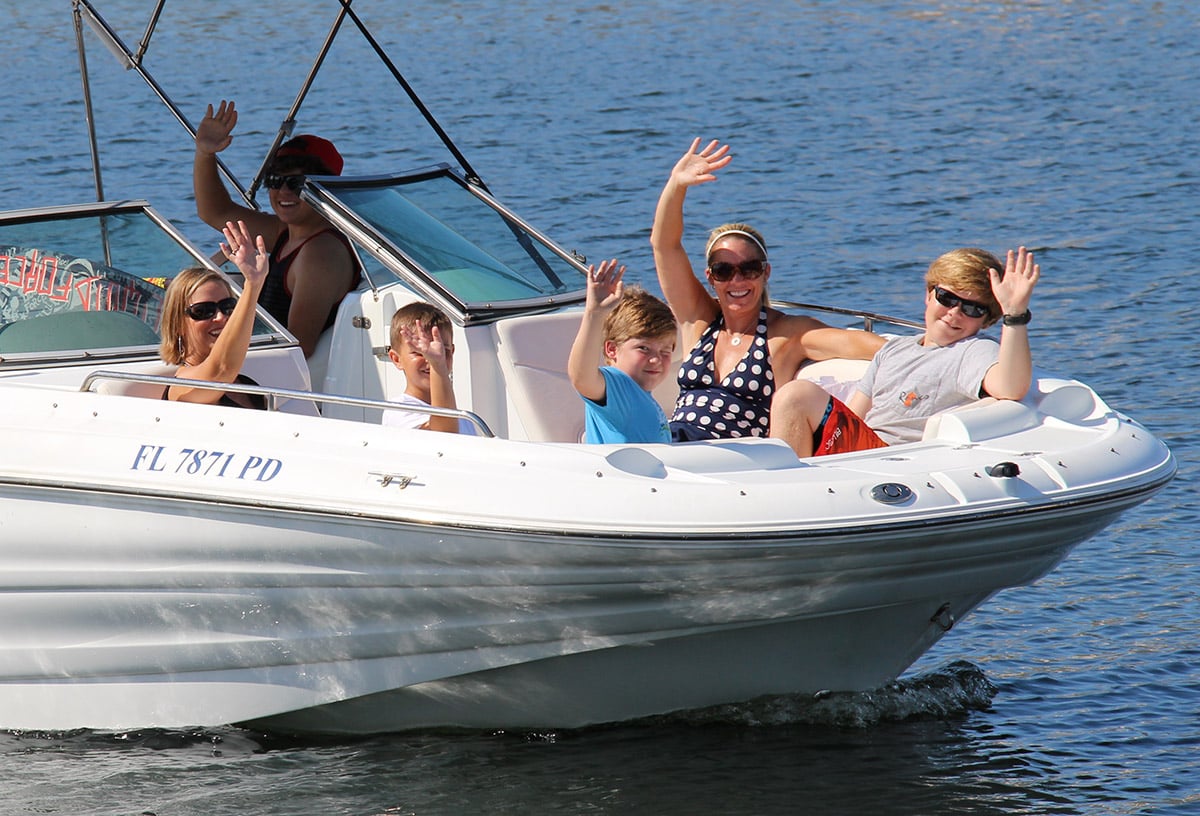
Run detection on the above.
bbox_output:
[2,246,163,325]
[131,444,282,482]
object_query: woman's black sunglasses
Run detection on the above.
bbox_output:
[932,286,989,319]
[185,297,238,321]
[263,173,307,192]
[708,259,767,282]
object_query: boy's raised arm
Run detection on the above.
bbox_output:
[567,259,626,403]
[983,246,1040,400]
[402,322,459,434]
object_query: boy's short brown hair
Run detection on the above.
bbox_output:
[602,286,677,348]
[924,248,1005,326]
[390,301,454,348]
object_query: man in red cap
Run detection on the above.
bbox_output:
[193,100,360,358]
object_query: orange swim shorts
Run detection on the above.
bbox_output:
[813,397,888,456]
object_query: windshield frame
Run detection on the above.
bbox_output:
[0,200,291,368]
[305,165,588,325]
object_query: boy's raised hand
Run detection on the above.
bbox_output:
[401,322,451,375]
[585,258,627,313]
[989,246,1040,317]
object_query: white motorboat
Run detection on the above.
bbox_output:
[0,2,1175,734]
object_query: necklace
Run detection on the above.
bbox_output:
[730,334,742,346]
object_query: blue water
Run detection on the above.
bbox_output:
[2,1,1198,813]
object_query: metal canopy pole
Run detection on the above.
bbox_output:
[335,0,487,190]
[248,1,353,203]
[71,0,256,210]
[72,3,105,206]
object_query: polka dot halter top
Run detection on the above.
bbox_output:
[671,308,774,439]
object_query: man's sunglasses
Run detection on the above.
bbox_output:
[708,259,767,282]
[185,297,238,321]
[932,286,989,319]
[263,173,307,192]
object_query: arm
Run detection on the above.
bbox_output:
[799,325,886,363]
[283,232,358,357]
[193,101,278,240]
[846,390,872,419]
[402,322,459,433]
[769,312,885,381]
[171,221,268,404]
[650,139,731,343]
[981,247,1040,400]
[567,259,625,403]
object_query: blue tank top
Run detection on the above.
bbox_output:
[670,308,774,440]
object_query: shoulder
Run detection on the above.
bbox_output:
[951,334,1000,357]
[599,365,643,397]
[764,308,824,337]
[298,229,354,259]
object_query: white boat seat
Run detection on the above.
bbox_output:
[492,310,682,443]
[921,398,1041,443]
[493,311,587,442]
[794,357,870,403]
[91,363,179,398]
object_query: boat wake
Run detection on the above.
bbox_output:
[1,662,997,752]
[659,660,997,729]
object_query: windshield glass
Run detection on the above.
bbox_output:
[325,172,584,307]
[0,205,272,358]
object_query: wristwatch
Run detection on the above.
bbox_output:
[1002,309,1032,326]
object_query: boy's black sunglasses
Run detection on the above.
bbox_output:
[932,286,989,319]
[263,173,307,192]
[707,259,767,282]
[185,297,238,321]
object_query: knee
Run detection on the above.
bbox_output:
[773,379,829,416]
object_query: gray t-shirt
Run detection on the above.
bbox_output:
[856,333,999,444]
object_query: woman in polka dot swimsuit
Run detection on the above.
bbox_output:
[650,139,885,444]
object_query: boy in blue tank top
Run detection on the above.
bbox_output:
[567,260,678,444]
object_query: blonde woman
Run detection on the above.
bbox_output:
[159,221,268,409]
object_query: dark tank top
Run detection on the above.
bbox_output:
[258,228,361,331]
[161,372,266,410]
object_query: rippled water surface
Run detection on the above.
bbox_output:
[2,1,1198,814]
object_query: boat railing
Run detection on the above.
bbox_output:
[79,370,496,437]
[770,300,922,333]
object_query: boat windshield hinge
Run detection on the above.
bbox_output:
[352,315,372,329]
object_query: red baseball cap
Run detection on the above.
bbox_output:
[272,134,344,176]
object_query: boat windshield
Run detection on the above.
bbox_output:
[0,202,275,362]
[315,169,586,315]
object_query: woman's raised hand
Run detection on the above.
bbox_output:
[220,220,269,288]
[670,138,733,188]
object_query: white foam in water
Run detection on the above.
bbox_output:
[664,661,997,728]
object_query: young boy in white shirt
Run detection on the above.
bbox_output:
[382,302,475,435]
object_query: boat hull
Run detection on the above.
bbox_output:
[0,468,1161,733]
